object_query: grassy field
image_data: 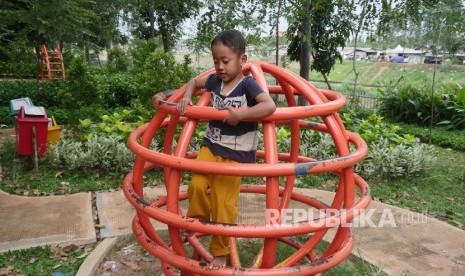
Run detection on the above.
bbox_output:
[286,60,465,92]
[183,53,465,93]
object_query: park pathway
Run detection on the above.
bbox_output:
[1,185,465,275]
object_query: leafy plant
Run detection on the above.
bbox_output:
[379,83,465,130]
[355,138,437,179]
[397,123,465,151]
[437,85,465,130]
[105,46,130,74]
[130,39,194,102]
[99,72,136,108]
[342,113,416,145]
[294,113,435,180]
[78,102,151,142]
[46,135,134,173]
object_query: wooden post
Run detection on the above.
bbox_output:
[32,126,38,172]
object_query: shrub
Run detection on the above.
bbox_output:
[0,80,64,108]
[378,83,465,130]
[76,100,152,142]
[294,113,436,180]
[0,37,37,78]
[397,123,465,151]
[439,59,453,72]
[62,54,102,108]
[355,138,437,179]
[0,106,10,127]
[105,46,130,73]
[46,135,134,173]
[130,39,194,102]
[99,72,136,108]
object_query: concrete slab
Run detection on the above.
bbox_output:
[354,200,465,276]
[95,186,465,275]
[306,189,465,276]
[96,186,189,238]
[0,190,96,253]
[96,186,271,238]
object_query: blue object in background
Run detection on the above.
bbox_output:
[392,55,404,63]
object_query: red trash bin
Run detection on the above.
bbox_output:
[15,106,49,156]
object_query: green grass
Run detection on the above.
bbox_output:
[370,147,465,229]
[0,245,92,276]
[287,61,465,91]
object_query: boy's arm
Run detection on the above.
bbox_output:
[177,77,208,114]
[152,89,176,102]
[224,93,276,126]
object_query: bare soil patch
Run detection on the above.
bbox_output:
[95,236,163,276]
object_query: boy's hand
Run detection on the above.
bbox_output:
[224,107,242,126]
[176,98,192,114]
[152,92,167,102]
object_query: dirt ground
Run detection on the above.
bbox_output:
[95,236,163,276]
[0,128,15,149]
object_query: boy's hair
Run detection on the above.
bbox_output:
[211,30,246,55]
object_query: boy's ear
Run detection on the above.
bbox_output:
[241,54,247,65]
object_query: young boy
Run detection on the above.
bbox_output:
[155,30,276,268]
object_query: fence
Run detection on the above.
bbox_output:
[276,90,381,111]
[340,90,380,111]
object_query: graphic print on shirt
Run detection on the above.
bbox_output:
[203,74,263,163]
[212,93,247,110]
[206,125,222,142]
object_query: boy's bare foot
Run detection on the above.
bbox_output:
[209,255,227,269]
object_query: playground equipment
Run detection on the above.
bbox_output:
[123,61,371,275]
[39,44,66,81]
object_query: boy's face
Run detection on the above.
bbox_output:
[211,42,247,84]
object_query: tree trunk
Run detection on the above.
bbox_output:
[322,73,332,90]
[273,0,283,102]
[351,31,360,108]
[85,46,91,67]
[148,0,155,38]
[350,1,367,108]
[160,24,170,52]
[275,0,283,66]
[298,0,312,106]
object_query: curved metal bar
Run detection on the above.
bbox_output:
[123,61,371,275]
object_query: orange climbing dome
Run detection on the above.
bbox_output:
[123,61,371,275]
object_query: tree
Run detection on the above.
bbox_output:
[124,0,201,52]
[287,1,351,97]
[420,0,465,57]
[1,0,97,59]
[346,0,381,107]
[194,0,272,50]
[90,0,129,49]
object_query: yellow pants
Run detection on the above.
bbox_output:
[187,146,241,257]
